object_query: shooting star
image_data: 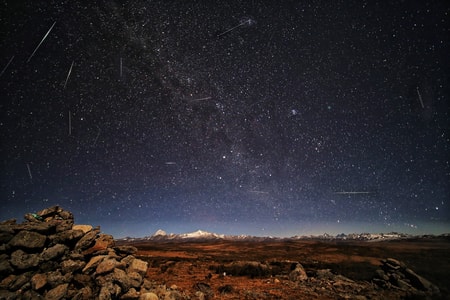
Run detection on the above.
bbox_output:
[333,191,374,195]
[0,56,14,77]
[93,126,101,146]
[416,86,424,109]
[249,190,269,194]
[120,57,123,77]
[26,163,33,181]
[217,18,253,38]
[165,162,177,165]
[27,21,56,63]
[63,61,74,89]
[188,96,212,102]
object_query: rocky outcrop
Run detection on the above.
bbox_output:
[0,206,156,299]
[373,257,440,298]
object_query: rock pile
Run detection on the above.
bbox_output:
[373,257,440,298]
[0,206,158,299]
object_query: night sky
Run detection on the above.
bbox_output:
[1,1,449,238]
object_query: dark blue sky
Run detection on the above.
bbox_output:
[1,1,449,237]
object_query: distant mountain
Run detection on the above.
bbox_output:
[177,230,225,239]
[152,229,167,237]
[116,230,449,243]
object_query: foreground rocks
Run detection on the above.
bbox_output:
[0,206,444,299]
[0,206,163,299]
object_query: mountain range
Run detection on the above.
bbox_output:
[116,229,448,242]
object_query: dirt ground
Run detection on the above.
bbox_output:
[118,237,450,299]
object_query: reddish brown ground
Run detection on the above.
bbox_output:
[118,237,450,299]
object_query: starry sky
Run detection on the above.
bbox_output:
[1,1,449,238]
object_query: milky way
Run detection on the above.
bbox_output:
[1,1,449,237]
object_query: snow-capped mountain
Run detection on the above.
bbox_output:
[178,229,225,239]
[152,229,167,237]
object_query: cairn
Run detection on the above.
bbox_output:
[0,206,156,299]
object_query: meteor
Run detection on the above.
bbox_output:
[333,191,374,195]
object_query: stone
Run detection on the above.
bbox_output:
[41,244,68,261]
[121,287,140,299]
[82,233,115,255]
[72,286,94,300]
[404,268,434,291]
[96,258,119,274]
[139,292,159,300]
[10,249,40,269]
[72,224,92,233]
[289,263,308,281]
[74,229,99,251]
[128,258,148,276]
[45,283,68,300]
[9,273,31,291]
[46,270,69,288]
[128,271,143,288]
[115,245,138,255]
[8,230,47,249]
[49,229,84,245]
[61,259,86,274]
[82,255,107,273]
[31,273,47,290]
[98,281,121,300]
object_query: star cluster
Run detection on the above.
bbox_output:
[1,1,449,237]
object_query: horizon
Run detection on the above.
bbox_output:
[91,219,450,239]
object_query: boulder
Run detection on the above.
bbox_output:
[41,244,68,261]
[45,283,69,300]
[289,263,308,281]
[128,258,148,277]
[8,230,46,249]
[10,249,40,269]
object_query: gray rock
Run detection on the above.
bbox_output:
[111,267,132,291]
[404,267,435,291]
[12,222,56,234]
[74,229,99,251]
[60,259,86,274]
[10,249,40,270]
[289,263,308,281]
[49,229,84,244]
[41,244,68,261]
[96,258,119,274]
[8,230,47,249]
[127,258,148,276]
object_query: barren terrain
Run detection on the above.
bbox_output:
[118,237,450,299]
